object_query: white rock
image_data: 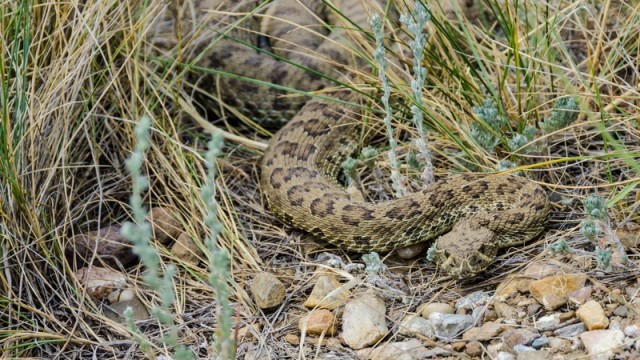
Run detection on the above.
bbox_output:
[579,329,625,360]
[497,351,515,360]
[342,293,388,349]
[536,314,561,331]
[624,325,640,338]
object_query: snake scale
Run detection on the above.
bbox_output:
[152,0,550,276]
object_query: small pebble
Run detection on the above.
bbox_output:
[553,322,586,337]
[502,328,539,350]
[531,335,549,349]
[612,305,628,318]
[576,300,609,330]
[456,291,490,310]
[419,302,454,318]
[624,324,639,338]
[497,351,515,360]
[513,344,536,353]
[360,339,430,360]
[462,321,505,341]
[548,337,572,353]
[536,314,561,331]
[298,309,338,335]
[303,274,350,310]
[465,341,484,357]
[250,272,286,309]
[494,302,518,319]
[342,293,387,349]
[429,313,474,340]
[516,349,552,360]
[398,315,433,338]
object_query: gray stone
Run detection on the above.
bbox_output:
[548,337,572,352]
[536,314,561,331]
[553,322,586,337]
[429,313,474,340]
[456,291,490,310]
[531,335,549,349]
[398,315,433,338]
[513,344,536,353]
[612,305,628,318]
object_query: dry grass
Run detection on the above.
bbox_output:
[1,0,639,358]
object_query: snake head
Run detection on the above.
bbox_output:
[432,221,499,277]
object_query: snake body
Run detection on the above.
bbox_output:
[260,89,549,276]
[150,0,550,276]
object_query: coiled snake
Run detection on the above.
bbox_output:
[158,0,550,276]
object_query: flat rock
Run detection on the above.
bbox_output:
[553,322,586,337]
[576,300,609,331]
[529,274,587,310]
[250,272,286,309]
[429,313,474,340]
[303,274,350,310]
[579,330,625,360]
[342,293,388,349]
[66,225,137,268]
[298,309,337,335]
[419,302,454,318]
[463,321,505,341]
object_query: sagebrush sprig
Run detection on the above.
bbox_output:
[121,115,192,358]
[539,97,579,133]
[471,99,507,153]
[400,3,434,184]
[201,130,235,360]
[400,2,435,184]
[371,13,406,197]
